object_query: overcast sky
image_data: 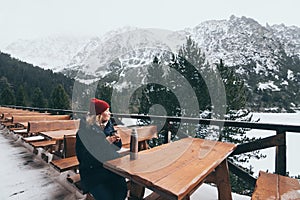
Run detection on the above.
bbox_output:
[0,0,299,48]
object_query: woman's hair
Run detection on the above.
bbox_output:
[86,113,103,125]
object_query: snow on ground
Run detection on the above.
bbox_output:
[245,112,300,177]
[0,127,250,200]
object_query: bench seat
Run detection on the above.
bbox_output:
[50,156,79,172]
[22,135,45,142]
[29,140,57,148]
[252,171,300,200]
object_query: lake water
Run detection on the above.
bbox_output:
[245,112,300,177]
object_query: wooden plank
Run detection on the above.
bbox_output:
[29,140,57,148]
[50,156,79,172]
[12,114,70,123]
[232,134,285,155]
[251,171,300,200]
[22,135,45,142]
[13,129,28,134]
[63,135,76,158]
[2,112,48,121]
[214,160,232,200]
[115,125,157,148]
[28,119,80,133]
[39,129,78,141]
[275,131,286,175]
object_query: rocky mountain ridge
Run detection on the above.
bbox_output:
[3,15,300,110]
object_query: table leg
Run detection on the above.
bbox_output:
[128,181,145,200]
[215,159,232,200]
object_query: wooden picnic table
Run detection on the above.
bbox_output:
[39,129,78,157]
[104,137,237,200]
[39,129,78,141]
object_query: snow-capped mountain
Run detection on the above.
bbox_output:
[267,23,300,57]
[187,16,284,69]
[61,27,187,83]
[59,16,299,84]
[4,15,299,83]
[3,36,90,71]
[3,15,300,111]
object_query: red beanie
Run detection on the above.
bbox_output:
[89,98,110,115]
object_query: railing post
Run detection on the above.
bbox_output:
[275,130,286,175]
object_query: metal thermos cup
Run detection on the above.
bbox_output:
[130,128,138,160]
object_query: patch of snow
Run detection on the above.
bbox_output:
[257,81,280,91]
[287,69,294,80]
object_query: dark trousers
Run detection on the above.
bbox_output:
[89,178,127,200]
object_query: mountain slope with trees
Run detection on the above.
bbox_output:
[0,51,74,109]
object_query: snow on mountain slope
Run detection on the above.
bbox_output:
[63,16,299,84]
[187,15,284,71]
[61,27,187,82]
[3,15,300,85]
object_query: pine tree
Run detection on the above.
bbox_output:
[0,86,16,105]
[95,83,113,106]
[0,76,10,93]
[49,84,70,109]
[16,85,26,106]
[32,87,46,108]
[175,37,211,111]
[216,59,247,111]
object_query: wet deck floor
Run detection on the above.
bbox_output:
[0,129,83,200]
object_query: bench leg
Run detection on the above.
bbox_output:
[128,181,145,200]
[215,159,232,200]
[138,141,149,151]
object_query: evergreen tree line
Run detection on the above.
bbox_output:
[0,52,73,109]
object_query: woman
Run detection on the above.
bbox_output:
[75,98,127,200]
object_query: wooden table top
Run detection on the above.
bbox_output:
[39,129,78,141]
[104,137,236,200]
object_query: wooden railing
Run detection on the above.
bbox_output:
[3,105,300,187]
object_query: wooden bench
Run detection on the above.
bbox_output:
[49,134,79,172]
[115,125,158,150]
[13,114,71,127]
[50,156,79,172]
[28,120,79,134]
[30,140,57,152]
[5,114,71,132]
[251,171,300,200]
[22,120,79,158]
[22,119,79,139]
[50,140,130,173]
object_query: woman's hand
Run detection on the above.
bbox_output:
[106,133,121,144]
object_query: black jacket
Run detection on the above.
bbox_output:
[75,118,122,192]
